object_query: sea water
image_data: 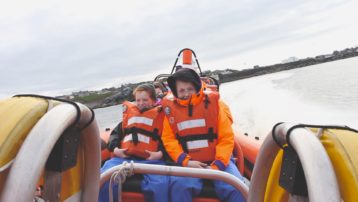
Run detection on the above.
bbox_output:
[95,57,358,138]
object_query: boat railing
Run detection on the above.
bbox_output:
[100,162,249,201]
[0,102,101,202]
[171,48,202,75]
[249,123,340,202]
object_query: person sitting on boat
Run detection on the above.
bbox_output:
[33,186,44,202]
[153,81,167,105]
[175,65,183,72]
[99,83,169,202]
[161,68,245,202]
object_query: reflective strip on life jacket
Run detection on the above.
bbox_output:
[177,119,206,131]
[187,140,209,150]
[128,116,153,126]
[123,133,150,144]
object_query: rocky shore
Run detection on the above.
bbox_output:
[60,47,358,109]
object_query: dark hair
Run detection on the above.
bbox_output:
[153,81,167,92]
[167,68,201,98]
[175,65,183,72]
[133,83,156,101]
[100,139,107,150]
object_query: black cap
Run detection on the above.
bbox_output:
[167,68,201,98]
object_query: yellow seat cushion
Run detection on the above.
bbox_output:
[0,97,48,169]
[321,129,358,202]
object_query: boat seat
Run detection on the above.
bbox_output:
[320,128,358,201]
[122,174,218,198]
[259,126,358,201]
[0,97,48,190]
[1,96,101,201]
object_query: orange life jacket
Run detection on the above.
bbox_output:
[121,101,164,159]
[162,91,220,162]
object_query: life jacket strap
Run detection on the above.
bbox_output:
[124,127,160,145]
[176,127,217,152]
[204,94,210,109]
[188,104,193,117]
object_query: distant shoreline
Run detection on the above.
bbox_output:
[217,47,358,83]
[59,46,358,109]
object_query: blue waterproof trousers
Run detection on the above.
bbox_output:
[169,159,245,202]
[99,157,169,202]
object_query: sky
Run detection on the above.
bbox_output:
[0,0,357,98]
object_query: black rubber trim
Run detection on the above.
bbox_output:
[79,107,95,130]
[286,124,358,148]
[271,122,284,149]
[13,94,94,130]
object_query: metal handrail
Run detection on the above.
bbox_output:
[170,48,202,75]
[100,162,249,200]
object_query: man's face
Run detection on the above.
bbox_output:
[176,80,196,100]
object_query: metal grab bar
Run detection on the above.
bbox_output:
[100,162,249,199]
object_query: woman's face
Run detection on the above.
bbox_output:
[176,80,196,100]
[135,91,155,110]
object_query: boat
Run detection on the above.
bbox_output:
[1,49,358,201]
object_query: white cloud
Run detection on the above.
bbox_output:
[0,0,357,98]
